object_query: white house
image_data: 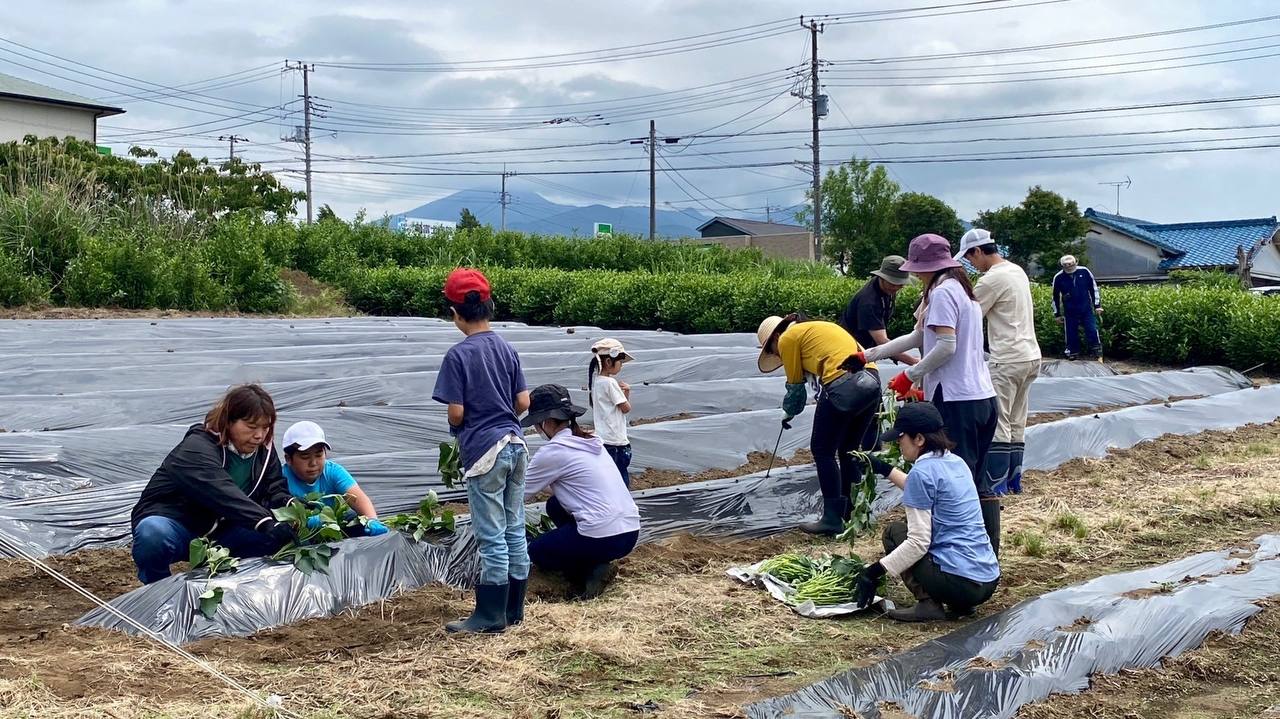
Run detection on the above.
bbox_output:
[0,71,124,144]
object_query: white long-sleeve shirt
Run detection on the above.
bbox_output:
[524,429,641,538]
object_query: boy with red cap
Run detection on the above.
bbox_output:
[432,268,533,634]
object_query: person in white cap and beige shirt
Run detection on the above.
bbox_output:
[955,229,1041,496]
[587,338,635,486]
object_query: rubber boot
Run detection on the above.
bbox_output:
[576,562,614,600]
[887,570,946,622]
[985,442,1012,496]
[1008,442,1025,494]
[446,583,509,634]
[981,499,1002,558]
[506,577,528,626]
[800,498,847,535]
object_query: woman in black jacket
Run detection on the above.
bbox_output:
[130,384,297,584]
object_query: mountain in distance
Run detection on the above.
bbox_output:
[391,190,718,238]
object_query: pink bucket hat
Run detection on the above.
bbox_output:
[899,234,962,273]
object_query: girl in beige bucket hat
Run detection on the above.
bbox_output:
[756,313,883,535]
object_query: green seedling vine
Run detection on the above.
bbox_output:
[525,513,556,540]
[384,491,456,541]
[837,391,912,543]
[188,538,239,619]
[438,440,462,489]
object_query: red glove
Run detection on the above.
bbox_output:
[889,372,924,402]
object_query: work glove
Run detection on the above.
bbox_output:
[782,382,807,418]
[364,518,389,536]
[781,416,793,431]
[261,519,298,547]
[306,515,323,530]
[867,455,894,478]
[843,351,866,372]
[888,372,924,402]
[855,561,887,609]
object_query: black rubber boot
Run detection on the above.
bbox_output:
[575,562,614,600]
[446,583,509,634]
[981,499,1002,558]
[506,577,528,626]
[800,498,847,535]
[1008,442,1025,494]
[888,598,947,622]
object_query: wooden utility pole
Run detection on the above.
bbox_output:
[285,61,316,224]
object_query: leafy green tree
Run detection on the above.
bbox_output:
[0,136,304,218]
[893,192,964,243]
[800,157,901,275]
[317,204,338,222]
[458,207,482,230]
[976,186,1089,278]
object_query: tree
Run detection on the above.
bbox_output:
[801,157,901,276]
[976,186,1090,278]
[893,192,964,243]
[458,207,482,230]
[317,204,338,222]
[0,136,305,218]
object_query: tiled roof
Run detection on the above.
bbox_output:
[1085,208,1280,271]
[0,71,124,115]
[697,216,807,236]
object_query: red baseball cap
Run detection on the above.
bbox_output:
[443,268,491,303]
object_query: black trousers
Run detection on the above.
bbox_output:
[883,520,997,612]
[931,386,999,498]
[810,370,881,502]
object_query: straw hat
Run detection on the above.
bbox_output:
[756,316,785,373]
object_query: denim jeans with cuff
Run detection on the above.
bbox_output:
[467,442,531,585]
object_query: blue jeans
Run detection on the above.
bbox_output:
[605,444,632,488]
[467,442,530,585]
[1064,310,1101,355]
[131,515,284,584]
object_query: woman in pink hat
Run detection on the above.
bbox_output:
[858,234,1002,555]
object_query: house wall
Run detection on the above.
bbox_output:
[688,232,815,261]
[0,98,97,143]
[1249,230,1280,284]
[1085,223,1166,281]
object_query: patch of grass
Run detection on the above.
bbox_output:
[1242,441,1279,458]
[1010,530,1048,557]
[1192,453,1213,470]
[1101,516,1130,532]
[1052,512,1089,539]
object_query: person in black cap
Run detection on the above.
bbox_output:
[851,402,1000,622]
[522,384,641,600]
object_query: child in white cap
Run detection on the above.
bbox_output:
[589,338,634,487]
[282,420,387,536]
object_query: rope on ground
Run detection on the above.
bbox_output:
[0,533,300,718]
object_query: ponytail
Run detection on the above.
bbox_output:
[587,355,601,407]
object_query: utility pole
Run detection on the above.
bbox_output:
[802,17,825,259]
[285,61,316,224]
[500,165,514,231]
[218,134,247,163]
[649,120,657,241]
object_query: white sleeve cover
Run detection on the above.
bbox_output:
[862,328,923,362]
[880,506,932,577]
[906,332,956,383]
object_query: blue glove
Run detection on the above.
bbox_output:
[306,515,323,530]
[782,383,807,418]
[364,518,389,536]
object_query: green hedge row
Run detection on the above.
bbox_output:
[338,266,1280,369]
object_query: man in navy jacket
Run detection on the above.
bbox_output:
[1051,254,1102,359]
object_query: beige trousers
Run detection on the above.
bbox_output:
[989,359,1040,443]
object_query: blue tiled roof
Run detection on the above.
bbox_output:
[1085,208,1280,271]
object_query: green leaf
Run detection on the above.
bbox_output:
[197,586,224,619]
[312,553,332,575]
[188,539,208,568]
[293,554,315,575]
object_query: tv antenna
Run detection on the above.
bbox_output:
[1098,176,1132,215]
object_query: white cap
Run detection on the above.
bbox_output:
[282,421,330,453]
[591,338,633,362]
[954,228,994,261]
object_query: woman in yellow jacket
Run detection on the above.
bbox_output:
[757,314,882,534]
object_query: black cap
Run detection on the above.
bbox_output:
[520,384,587,427]
[880,401,945,443]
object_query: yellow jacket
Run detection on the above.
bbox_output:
[778,321,874,385]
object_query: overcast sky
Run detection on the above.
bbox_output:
[5,0,1279,227]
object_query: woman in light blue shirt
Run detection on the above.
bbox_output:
[853,401,999,622]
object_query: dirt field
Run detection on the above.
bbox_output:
[1,424,1279,718]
